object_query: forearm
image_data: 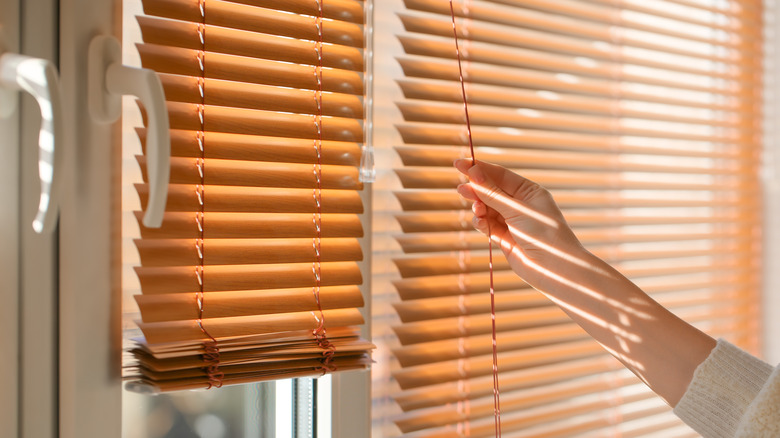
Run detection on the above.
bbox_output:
[533,248,717,407]
[453,159,718,406]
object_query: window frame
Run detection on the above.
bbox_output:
[762,0,780,364]
[36,0,780,436]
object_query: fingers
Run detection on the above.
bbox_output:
[455,159,521,221]
[456,182,478,201]
[472,199,487,218]
[453,158,474,176]
[454,158,561,230]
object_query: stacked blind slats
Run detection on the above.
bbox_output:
[124,0,373,392]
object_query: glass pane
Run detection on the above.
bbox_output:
[122,383,272,438]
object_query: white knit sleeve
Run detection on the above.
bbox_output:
[673,339,774,438]
[734,365,780,437]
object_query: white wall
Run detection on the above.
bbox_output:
[763,0,780,364]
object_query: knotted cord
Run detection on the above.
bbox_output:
[195,0,223,389]
[312,0,337,372]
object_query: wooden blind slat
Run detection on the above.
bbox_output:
[506,0,751,30]
[394,284,743,344]
[140,156,363,190]
[138,129,361,165]
[226,0,365,24]
[398,58,747,111]
[396,124,748,156]
[394,355,623,410]
[138,44,364,95]
[137,15,364,70]
[405,0,748,50]
[136,184,364,214]
[394,305,739,367]
[395,211,752,233]
[135,261,363,294]
[395,168,746,191]
[394,373,640,432]
[394,144,746,171]
[135,237,363,266]
[159,102,364,142]
[397,101,742,141]
[392,269,745,302]
[138,308,365,344]
[158,74,364,119]
[142,0,364,47]
[134,211,364,239]
[399,13,741,74]
[396,80,742,126]
[392,339,604,389]
[136,285,364,322]
[395,191,749,211]
[395,228,745,253]
[398,35,753,92]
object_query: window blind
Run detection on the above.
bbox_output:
[124,0,373,392]
[391,0,762,436]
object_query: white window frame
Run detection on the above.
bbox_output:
[56,0,372,437]
[1,0,59,436]
[763,0,780,364]
[5,0,776,437]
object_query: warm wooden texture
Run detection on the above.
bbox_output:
[135,261,363,294]
[127,0,373,393]
[145,101,363,142]
[398,35,754,92]
[395,167,747,191]
[405,0,752,50]
[137,44,364,95]
[134,211,364,239]
[135,184,364,213]
[135,285,365,322]
[138,129,362,165]
[395,211,754,233]
[137,308,365,344]
[397,101,743,141]
[395,124,749,157]
[138,15,364,70]
[394,144,747,170]
[142,0,364,47]
[226,0,365,24]
[399,13,742,75]
[396,80,743,126]
[157,74,363,118]
[138,156,363,189]
[397,58,749,111]
[135,237,363,266]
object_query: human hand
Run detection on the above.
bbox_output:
[454,158,588,291]
[454,159,718,407]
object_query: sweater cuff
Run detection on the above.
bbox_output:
[673,339,774,438]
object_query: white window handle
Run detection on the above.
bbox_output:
[0,52,63,233]
[88,35,169,228]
